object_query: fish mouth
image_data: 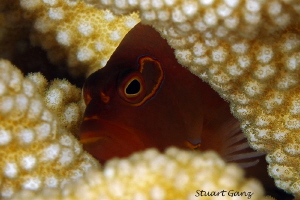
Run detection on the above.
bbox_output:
[79,116,149,163]
[79,117,111,144]
[80,135,106,144]
[80,116,140,144]
[79,117,123,144]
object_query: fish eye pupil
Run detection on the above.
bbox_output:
[126,79,140,95]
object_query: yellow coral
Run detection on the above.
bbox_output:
[44,78,83,135]
[12,0,140,77]
[81,0,300,197]
[0,59,99,199]
[11,148,273,200]
[1,0,300,199]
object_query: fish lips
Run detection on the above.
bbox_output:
[80,118,148,163]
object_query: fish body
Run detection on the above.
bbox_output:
[80,23,294,199]
[80,23,240,163]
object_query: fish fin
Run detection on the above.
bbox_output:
[221,119,265,168]
[184,140,201,151]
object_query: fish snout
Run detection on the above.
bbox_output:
[79,117,148,163]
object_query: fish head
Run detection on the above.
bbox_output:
[80,23,205,163]
[80,54,166,163]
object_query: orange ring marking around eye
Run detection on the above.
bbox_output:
[131,56,164,107]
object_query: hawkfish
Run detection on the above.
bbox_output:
[80,23,291,198]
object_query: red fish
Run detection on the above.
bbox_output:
[80,23,264,166]
[80,23,293,198]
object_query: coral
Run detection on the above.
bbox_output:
[84,0,298,40]
[28,70,85,136]
[0,59,99,199]
[80,0,300,198]
[11,148,273,200]
[0,0,300,199]
[43,77,84,135]
[15,0,140,77]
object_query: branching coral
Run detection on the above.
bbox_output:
[3,0,139,77]
[42,77,84,135]
[0,59,99,199]
[80,0,300,197]
[84,0,298,39]
[0,0,300,199]
[11,148,273,200]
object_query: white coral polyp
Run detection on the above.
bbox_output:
[182,1,198,17]
[232,42,249,54]
[20,155,37,171]
[0,128,12,145]
[45,88,64,110]
[150,186,165,200]
[110,31,121,41]
[77,47,95,62]
[286,53,300,71]
[19,128,35,144]
[256,46,274,64]
[284,143,300,156]
[41,143,61,161]
[43,0,58,6]
[56,31,71,46]
[48,8,64,20]
[203,9,218,26]
[246,0,261,12]
[27,99,44,121]
[15,94,29,113]
[22,79,36,98]
[45,176,58,188]
[22,177,41,190]
[78,23,94,37]
[20,0,41,11]
[227,64,243,77]
[243,80,264,97]
[58,148,74,166]
[4,163,19,178]
[63,107,78,125]
[9,72,22,93]
[34,122,52,141]
[268,1,282,16]
[200,0,214,6]
[269,164,294,179]
[0,96,14,115]
[59,135,73,147]
[216,4,232,17]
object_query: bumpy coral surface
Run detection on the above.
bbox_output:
[7,0,139,77]
[0,0,300,199]
[11,148,272,200]
[82,0,300,198]
[0,59,99,199]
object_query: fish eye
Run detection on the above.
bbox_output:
[118,71,146,104]
[125,79,141,95]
